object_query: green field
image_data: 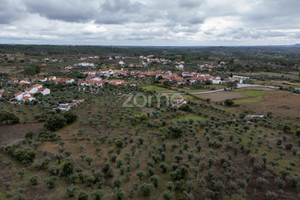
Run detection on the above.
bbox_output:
[235,72,297,79]
[234,96,263,104]
[172,115,206,122]
[178,89,206,93]
[234,88,273,97]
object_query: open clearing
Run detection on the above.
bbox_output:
[0,66,24,74]
[196,87,281,103]
[196,91,245,102]
[0,123,44,146]
[237,93,300,118]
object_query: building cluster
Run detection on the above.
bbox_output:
[57,99,85,111]
[42,58,59,62]
[109,55,172,68]
[139,55,172,65]
[79,56,99,60]
[11,84,50,103]
[229,75,249,84]
[81,69,222,85]
[74,62,95,67]
[181,72,222,84]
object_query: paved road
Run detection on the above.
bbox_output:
[161,84,279,95]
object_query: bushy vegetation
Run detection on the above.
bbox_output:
[44,112,77,131]
[0,45,300,200]
[0,111,19,124]
[24,64,41,75]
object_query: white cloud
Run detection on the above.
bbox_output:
[0,0,299,45]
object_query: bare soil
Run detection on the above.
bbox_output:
[238,93,300,118]
[196,91,245,102]
[0,123,44,146]
[0,65,24,74]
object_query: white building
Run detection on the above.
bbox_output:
[14,92,25,101]
[177,64,184,70]
[38,88,51,95]
[58,103,71,111]
[232,75,249,84]
[24,87,38,94]
[76,62,95,67]
[66,78,75,84]
[20,79,31,85]
[21,95,35,102]
[49,76,56,81]
[90,77,102,81]
[210,77,222,84]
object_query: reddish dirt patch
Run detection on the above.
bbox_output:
[238,93,300,118]
[196,91,245,102]
[0,65,24,74]
[0,123,44,146]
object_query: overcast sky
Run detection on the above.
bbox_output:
[0,0,300,46]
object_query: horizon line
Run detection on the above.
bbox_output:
[1,43,300,48]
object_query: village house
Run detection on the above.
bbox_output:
[33,77,47,82]
[49,76,57,81]
[21,95,35,102]
[10,78,19,84]
[231,75,249,84]
[182,72,193,78]
[190,77,198,84]
[65,65,73,70]
[24,87,38,94]
[113,69,127,77]
[55,78,75,84]
[99,69,114,77]
[76,62,95,67]
[78,80,90,86]
[176,64,184,70]
[83,71,97,76]
[173,76,184,82]
[210,77,222,84]
[58,99,85,111]
[89,80,103,87]
[119,61,125,65]
[14,92,25,101]
[107,79,125,86]
[38,88,51,95]
[244,115,264,120]
[13,92,35,102]
[58,103,71,111]
[90,77,102,81]
[19,78,31,85]
[79,57,87,61]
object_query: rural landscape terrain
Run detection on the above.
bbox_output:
[0,44,300,200]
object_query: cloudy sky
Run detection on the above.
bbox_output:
[0,0,300,46]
